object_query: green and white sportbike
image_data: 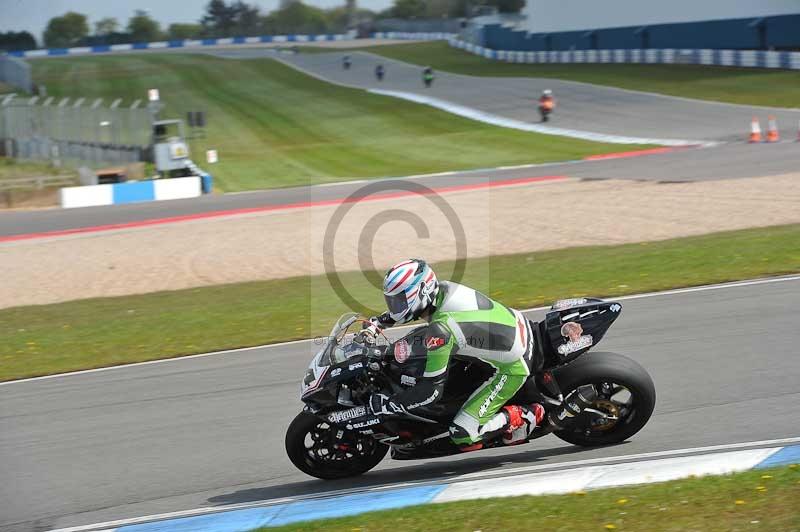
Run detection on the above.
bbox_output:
[287,297,656,480]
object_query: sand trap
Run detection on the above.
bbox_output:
[2,173,799,309]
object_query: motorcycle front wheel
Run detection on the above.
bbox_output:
[552,352,656,446]
[285,411,389,480]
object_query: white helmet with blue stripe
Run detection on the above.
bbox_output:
[382,259,439,323]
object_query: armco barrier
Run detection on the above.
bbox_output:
[5,32,356,59]
[447,37,800,70]
[372,31,457,41]
[60,176,203,209]
[370,33,800,70]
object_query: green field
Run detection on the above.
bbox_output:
[260,465,800,532]
[2,223,799,382]
[30,54,642,192]
[359,41,800,108]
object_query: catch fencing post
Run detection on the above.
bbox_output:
[92,98,105,164]
[110,98,122,148]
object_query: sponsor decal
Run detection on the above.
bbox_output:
[610,303,622,313]
[327,405,367,423]
[478,374,508,417]
[557,334,593,355]
[560,321,584,342]
[552,298,587,310]
[330,368,342,377]
[394,339,411,363]
[400,374,417,387]
[425,336,445,350]
[347,417,381,430]
[408,389,439,410]
[348,362,363,371]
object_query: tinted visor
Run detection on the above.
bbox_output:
[385,292,409,317]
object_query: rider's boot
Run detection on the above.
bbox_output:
[458,442,484,452]
[502,403,545,445]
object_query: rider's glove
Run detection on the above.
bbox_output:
[357,319,382,345]
[369,393,405,417]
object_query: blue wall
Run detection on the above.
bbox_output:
[481,14,800,52]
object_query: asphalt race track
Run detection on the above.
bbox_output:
[2,277,799,531]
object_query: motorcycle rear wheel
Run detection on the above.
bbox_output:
[552,352,656,446]
[285,411,389,480]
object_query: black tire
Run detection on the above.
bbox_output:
[552,352,656,447]
[285,411,389,480]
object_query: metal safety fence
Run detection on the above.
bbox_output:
[0,94,152,167]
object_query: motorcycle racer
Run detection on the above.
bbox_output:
[539,89,555,107]
[362,259,544,450]
[538,89,556,122]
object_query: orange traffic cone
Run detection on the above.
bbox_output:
[748,117,762,143]
[766,116,780,143]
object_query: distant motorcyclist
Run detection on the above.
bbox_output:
[538,89,556,122]
[342,55,351,70]
[360,259,544,451]
[375,63,385,81]
[422,66,435,88]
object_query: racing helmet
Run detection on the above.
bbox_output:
[382,259,439,323]
[542,89,552,96]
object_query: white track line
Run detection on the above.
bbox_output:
[369,88,709,146]
[449,436,800,482]
[3,274,798,387]
[48,436,800,532]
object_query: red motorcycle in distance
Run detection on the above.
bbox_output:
[539,97,555,122]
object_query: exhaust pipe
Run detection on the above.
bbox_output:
[548,384,598,428]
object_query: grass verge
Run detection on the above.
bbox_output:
[0,157,75,181]
[30,54,644,192]
[357,41,800,108]
[0,158,78,208]
[2,223,799,382]
[259,465,800,532]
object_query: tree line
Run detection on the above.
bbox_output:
[4,0,523,51]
